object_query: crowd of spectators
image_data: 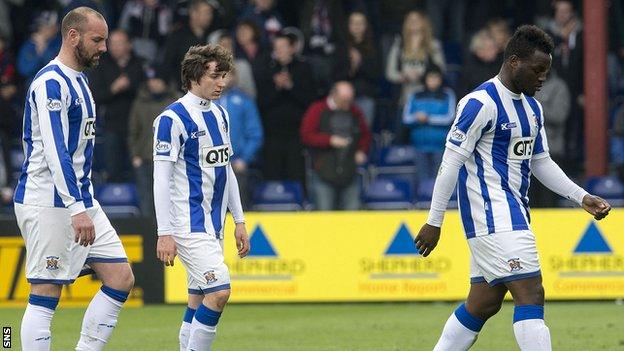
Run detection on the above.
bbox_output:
[0,0,623,214]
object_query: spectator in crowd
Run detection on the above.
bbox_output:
[128,68,179,217]
[300,0,346,96]
[531,69,572,207]
[255,32,316,185]
[402,65,455,184]
[486,18,511,57]
[611,104,624,181]
[334,11,380,128]
[301,81,371,210]
[385,10,446,103]
[426,0,466,44]
[459,29,501,96]
[161,0,216,91]
[88,29,144,182]
[215,67,264,210]
[239,0,284,46]
[17,10,61,85]
[549,0,584,175]
[234,19,267,68]
[118,0,172,63]
[211,31,256,98]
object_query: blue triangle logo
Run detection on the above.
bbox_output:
[573,222,612,254]
[248,225,278,257]
[385,223,419,256]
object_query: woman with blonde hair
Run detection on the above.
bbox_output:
[385,10,446,103]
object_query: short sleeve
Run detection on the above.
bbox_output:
[153,115,183,162]
[445,97,493,157]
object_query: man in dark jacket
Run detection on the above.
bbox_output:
[255,32,316,185]
[300,81,371,210]
[88,29,144,181]
[160,0,216,91]
[128,69,179,216]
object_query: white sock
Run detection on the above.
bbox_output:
[180,307,196,351]
[513,305,551,351]
[187,304,221,351]
[433,303,484,351]
[75,285,128,351]
[21,295,59,351]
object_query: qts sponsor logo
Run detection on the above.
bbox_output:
[227,225,305,280]
[360,223,451,279]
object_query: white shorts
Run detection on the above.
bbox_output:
[173,233,231,295]
[14,203,128,284]
[468,230,541,286]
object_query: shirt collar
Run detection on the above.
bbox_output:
[182,91,212,111]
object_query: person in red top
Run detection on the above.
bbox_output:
[301,81,371,210]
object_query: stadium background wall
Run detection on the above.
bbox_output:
[1,210,623,307]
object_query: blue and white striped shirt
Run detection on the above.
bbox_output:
[14,59,97,215]
[153,92,234,238]
[446,77,550,238]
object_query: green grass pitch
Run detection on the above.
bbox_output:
[2,302,623,350]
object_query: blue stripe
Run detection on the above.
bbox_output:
[183,307,196,323]
[27,278,75,284]
[454,303,485,332]
[169,103,206,233]
[85,257,128,263]
[512,99,532,219]
[156,116,173,157]
[470,276,487,284]
[29,294,60,310]
[76,76,94,207]
[203,111,227,237]
[101,285,129,303]
[526,97,545,155]
[188,288,204,295]
[474,152,495,233]
[458,166,475,238]
[215,104,228,133]
[194,304,222,327]
[33,65,58,81]
[488,269,542,286]
[513,304,544,323]
[51,66,81,159]
[14,91,35,203]
[45,79,83,203]
[485,84,528,231]
[53,187,64,207]
[455,99,484,133]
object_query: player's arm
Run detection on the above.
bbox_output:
[415,96,493,257]
[153,114,183,266]
[226,164,249,258]
[34,79,95,246]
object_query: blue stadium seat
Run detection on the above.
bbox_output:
[95,183,141,217]
[363,178,412,210]
[251,181,304,211]
[415,177,457,209]
[377,145,417,167]
[585,176,624,207]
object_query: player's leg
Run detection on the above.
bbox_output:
[187,289,231,351]
[433,281,507,351]
[179,291,204,350]
[506,276,551,351]
[15,204,73,351]
[179,234,231,351]
[75,207,133,351]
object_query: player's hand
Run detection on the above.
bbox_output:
[414,223,441,257]
[71,211,95,247]
[234,223,250,258]
[582,194,611,220]
[157,235,177,266]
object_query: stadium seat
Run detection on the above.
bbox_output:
[585,176,624,207]
[415,177,457,209]
[363,178,412,210]
[377,145,418,167]
[251,181,304,211]
[95,183,141,217]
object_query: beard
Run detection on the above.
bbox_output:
[74,40,100,69]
